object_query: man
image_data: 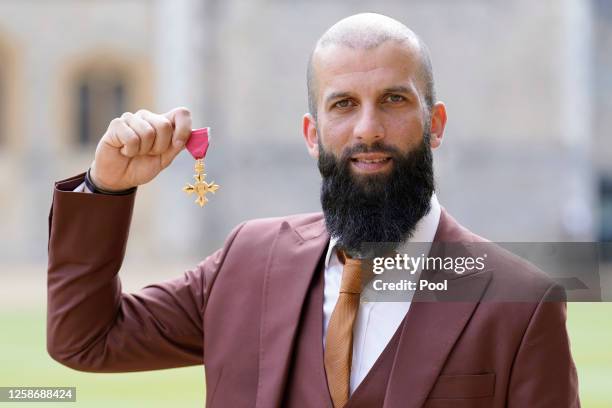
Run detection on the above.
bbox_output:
[47,13,579,407]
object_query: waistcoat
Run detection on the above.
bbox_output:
[282,258,406,407]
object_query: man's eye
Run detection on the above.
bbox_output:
[385,94,405,103]
[334,99,353,109]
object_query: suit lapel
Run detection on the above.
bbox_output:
[383,209,493,408]
[255,217,329,408]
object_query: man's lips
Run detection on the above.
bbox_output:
[350,153,392,173]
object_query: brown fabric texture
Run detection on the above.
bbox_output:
[47,174,580,408]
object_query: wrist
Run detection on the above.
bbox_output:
[85,168,137,196]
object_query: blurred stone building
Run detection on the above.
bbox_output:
[0,0,610,268]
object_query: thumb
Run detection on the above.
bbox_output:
[164,107,192,149]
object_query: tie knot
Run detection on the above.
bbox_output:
[337,250,363,294]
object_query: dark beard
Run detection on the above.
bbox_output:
[318,134,435,257]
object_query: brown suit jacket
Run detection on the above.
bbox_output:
[47,174,580,407]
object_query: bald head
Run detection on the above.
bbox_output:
[307,13,435,120]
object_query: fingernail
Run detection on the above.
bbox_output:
[174,139,184,148]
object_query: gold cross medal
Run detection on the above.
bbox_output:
[182,127,220,207]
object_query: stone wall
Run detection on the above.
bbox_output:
[0,0,607,267]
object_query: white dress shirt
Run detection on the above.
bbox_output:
[74,181,91,193]
[322,194,441,394]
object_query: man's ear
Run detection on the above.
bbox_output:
[429,102,447,149]
[303,113,319,159]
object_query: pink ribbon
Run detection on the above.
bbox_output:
[186,128,210,160]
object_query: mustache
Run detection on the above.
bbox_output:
[337,141,404,162]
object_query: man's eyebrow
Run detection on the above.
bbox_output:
[324,91,352,105]
[382,85,416,96]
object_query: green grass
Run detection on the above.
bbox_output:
[1,304,610,407]
[0,310,204,407]
[566,303,612,408]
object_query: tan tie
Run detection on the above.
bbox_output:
[325,250,363,408]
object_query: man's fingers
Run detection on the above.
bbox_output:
[107,107,193,166]
[137,110,174,155]
[123,111,156,155]
[113,120,141,157]
[164,107,192,149]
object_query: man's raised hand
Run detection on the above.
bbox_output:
[90,107,192,192]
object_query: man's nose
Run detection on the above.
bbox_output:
[353,106,384,144]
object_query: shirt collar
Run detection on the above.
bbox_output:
[324,193,441,268]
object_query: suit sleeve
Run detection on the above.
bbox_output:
[507,284,580,407]
[46,173,243,372]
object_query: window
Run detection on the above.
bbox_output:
[596,0,612,21]
[75,69,127,146]
[601,177,612,240]
[600,176,612,262]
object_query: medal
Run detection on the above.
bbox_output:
[183,127,220,207]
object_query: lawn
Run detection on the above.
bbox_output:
[0,310,203,407]
[1,303,610,407]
